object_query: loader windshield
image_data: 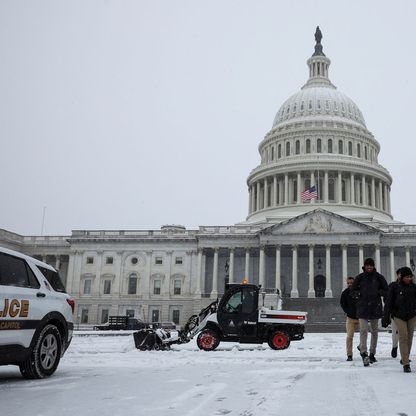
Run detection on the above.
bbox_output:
[222,287,256,314]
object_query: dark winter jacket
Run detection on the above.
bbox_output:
[340,288,358,319]
[351,270,388,319]
[383,281,416,321]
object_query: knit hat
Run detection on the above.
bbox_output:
[363,258,375,267]
[400,267,413,278]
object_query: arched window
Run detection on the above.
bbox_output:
[306,139,311,154]
[357,143,361,158]
[271,146,275,161]
[286,142,290,156]
[348,141,353,156]
[278,144,281,159]
[328,139,333,153]
[295,140,300,155]
[317,139,322,153]
[364,146,368,160]
[338,140,343,154]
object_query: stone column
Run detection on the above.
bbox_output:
[308,245,315,298]
[324,171,329,203]
[55,255,61,271]
[389,247,395,283]
[229,248,235,284]
[338,171,342,203]
[256,182,261,211]
[93,251,103,295]
[371,178,376,208]
[362,176,367,206]
[211,249,219,298]
[273,176,278,206]
[251,186,256,213]
[297,172,301,204]
[291,245,299,298]
[248,187,252,214]
[284,173,289,205]
[259,246,265,288]
[383,184,388,212]
[350,173,355,204]
[245,249,250,281]
[342,245,348,287]
[67,252,76,294]
[379,181,383,210]
[165,250,173,296]
[275,245,281,291]
[195,249,202,296]
[375,245,381,271]
[264,178,268,208]
[325,245,333,297]
[358,245,364,273]
[405,247,411,268]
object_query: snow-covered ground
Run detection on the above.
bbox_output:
[0,332,413,416]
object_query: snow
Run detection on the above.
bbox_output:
[0,332,414,416]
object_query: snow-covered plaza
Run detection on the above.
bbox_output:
[0,331,414,416]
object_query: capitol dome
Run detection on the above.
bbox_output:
[245,27,393,225]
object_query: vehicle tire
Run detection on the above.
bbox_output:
[268,330,290,350]
[196,329,220,351]
[19,324,62,379]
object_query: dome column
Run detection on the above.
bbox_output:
[324,171,329,203]
[297,172,302,204]
[325,245,333,298]
[371,178,376,208]
[350,173,355,204]
[338,172,342,203]
[311,171,315,203]
[308,244,315,298]
[290,245,299,298]
[256,182,261,211]
[362,176,367,207]
[284,173,289,205]
[379,181,383,210]
[273,176,278,206]
[383,184,388,212]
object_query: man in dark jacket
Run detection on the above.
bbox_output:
[382,267,416,373]
[340,277,359,361]
[352,257,388,367]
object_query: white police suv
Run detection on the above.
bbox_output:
[0,246,74,378]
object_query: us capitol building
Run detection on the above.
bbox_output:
[2,29,416,328]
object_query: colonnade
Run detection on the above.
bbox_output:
[248,171,391,214]
[198,245,412,299]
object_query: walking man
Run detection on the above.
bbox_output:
[382,267,416,373]
[352,258,388,366]
[340,277,359,361]
[389,269,402,358]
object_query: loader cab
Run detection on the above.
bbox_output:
[217,284,259,342]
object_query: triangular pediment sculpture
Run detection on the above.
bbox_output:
[261,209,379,236]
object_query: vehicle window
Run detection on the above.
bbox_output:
[241,288,256,314]
[0,252,39,288]
[223,291,242,313]
[36,265,66,293]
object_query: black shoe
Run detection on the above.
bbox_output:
[391,347,398,358]
[369,354,377,363]
[404,364,411,373]
[361,353,370,367]
[347,356,352,361]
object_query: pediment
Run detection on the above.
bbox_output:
[261,209,379,236]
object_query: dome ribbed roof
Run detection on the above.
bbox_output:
[272,87,366,129]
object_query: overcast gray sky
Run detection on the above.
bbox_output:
[1,0,415,235]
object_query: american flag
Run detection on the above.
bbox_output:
[301,185,318,202]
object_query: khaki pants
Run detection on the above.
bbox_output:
[346,317,359,356]
[359,319,379,355]
[391,318,399,349]
[394,317,416,366]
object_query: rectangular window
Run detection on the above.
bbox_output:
[153,280,161,295]
[83,279,91,294]
[175,257,183,265]
[172,310,180,325]
[103,280,111,295]
[86,257,94,264]
[106,257,113,265]
[126,309,135,317]
[155,257,163,265]
[128,276,137,295]
[151,310,160,323]
[101,309,109,324]
[81,309,89,324]
[174,280,181,295]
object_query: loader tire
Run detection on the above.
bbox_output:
[268,330,290,350]
[197,329,220,351]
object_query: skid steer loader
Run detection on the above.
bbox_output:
[133,283,307,351]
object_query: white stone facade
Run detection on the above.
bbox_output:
[2,31,416,327]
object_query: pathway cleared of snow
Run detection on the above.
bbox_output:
[0,332,413,416]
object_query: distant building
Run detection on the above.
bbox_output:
[2,29,416,328]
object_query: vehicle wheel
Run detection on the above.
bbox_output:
[268,330,290,350]
[196,329,220,351]
[19,324,62,379]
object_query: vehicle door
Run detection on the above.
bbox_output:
[0,252,46,348]
[217,285,258,339]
